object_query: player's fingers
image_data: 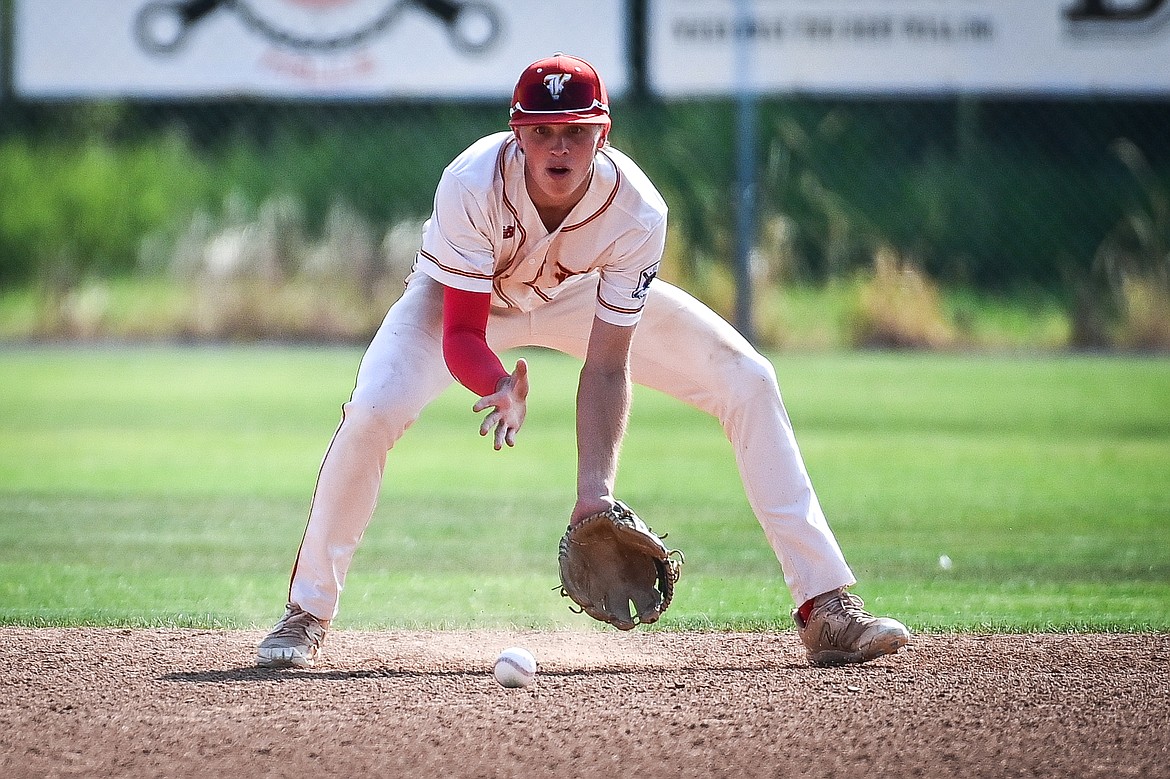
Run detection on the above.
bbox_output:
[504,425,517,447]
[493,422,507,450]
[513,359,529,397]
[480,411,497,437]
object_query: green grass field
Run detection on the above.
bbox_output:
[1,346,1167,632]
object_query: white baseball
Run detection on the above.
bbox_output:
[493,647,537,688]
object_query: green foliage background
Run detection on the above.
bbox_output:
[2,98,1167,294]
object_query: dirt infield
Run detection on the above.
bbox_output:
[2,628,1167,778]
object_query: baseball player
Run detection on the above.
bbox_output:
[257,53,910,668]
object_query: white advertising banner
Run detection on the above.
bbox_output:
[650,0,1170,96]
[15,0,628,98]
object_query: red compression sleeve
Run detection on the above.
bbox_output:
[442,286,509,397]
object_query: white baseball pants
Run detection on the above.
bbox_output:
[288,273,855,621]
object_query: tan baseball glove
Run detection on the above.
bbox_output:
[557,501,683,630]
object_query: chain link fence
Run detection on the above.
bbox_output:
[2,3,1169,348]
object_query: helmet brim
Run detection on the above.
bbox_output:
[508,111,610,128]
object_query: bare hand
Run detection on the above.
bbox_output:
[472,359,529,450]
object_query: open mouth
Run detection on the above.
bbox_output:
[547,166,572,177]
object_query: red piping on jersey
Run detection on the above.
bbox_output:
[495,137,527,310]
[420,249,493,281]
[597,296,642,316]
[526,281,554,303]
[498,137,528,256]
[562,150,621,232]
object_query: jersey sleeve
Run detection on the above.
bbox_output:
[594,214,667,327]
[415,170,496,294]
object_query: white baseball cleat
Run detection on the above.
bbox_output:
[256,604,328,669]
[792,588,910,666]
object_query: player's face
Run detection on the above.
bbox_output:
[515,123,604,208]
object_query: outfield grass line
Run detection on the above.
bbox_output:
[1,346,1167,632]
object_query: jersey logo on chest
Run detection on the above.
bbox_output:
[502,225,516,239]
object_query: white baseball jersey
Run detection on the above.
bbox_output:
[412,131,667,327]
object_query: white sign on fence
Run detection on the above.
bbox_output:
[15,0,628,98]
[649,0,1170,96]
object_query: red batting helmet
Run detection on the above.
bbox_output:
[508,53,611,135]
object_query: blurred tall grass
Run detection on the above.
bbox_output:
[1,99,1167,349]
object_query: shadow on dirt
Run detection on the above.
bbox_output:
[161,660,842,683]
